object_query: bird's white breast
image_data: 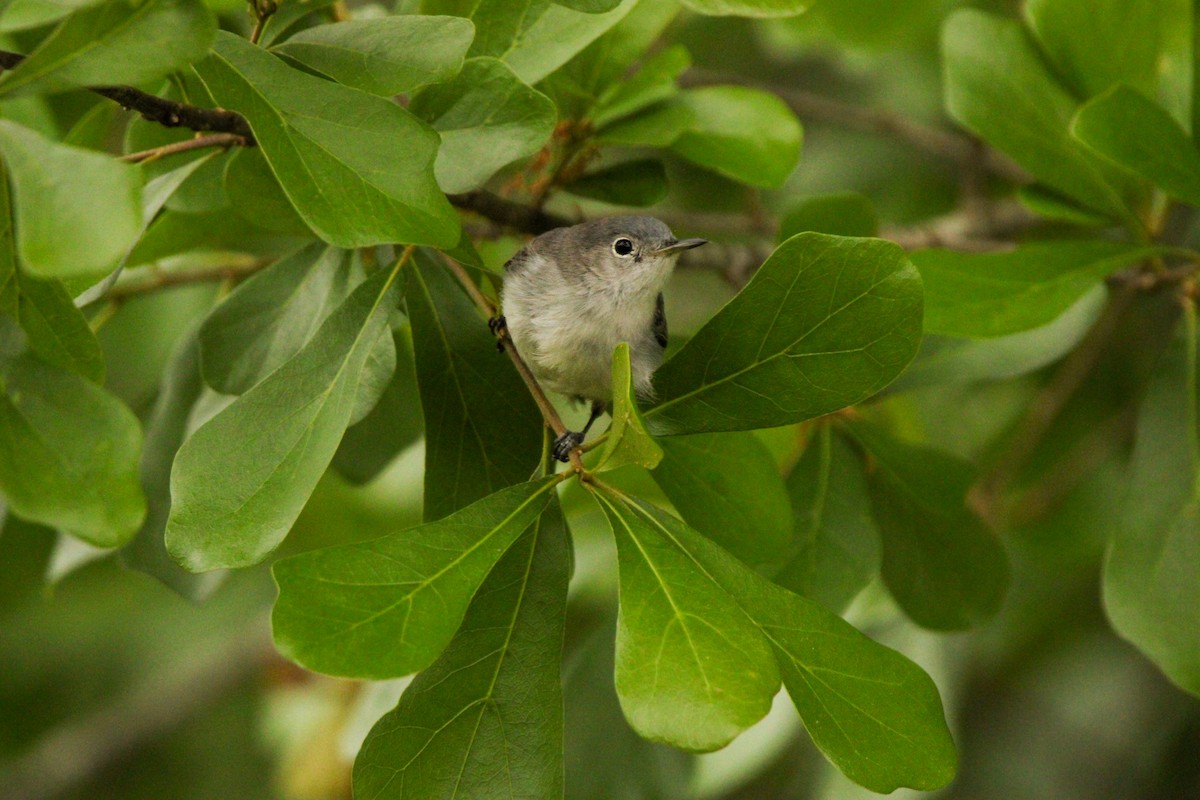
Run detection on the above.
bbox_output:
[501,252,666,403]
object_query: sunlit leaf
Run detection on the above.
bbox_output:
[596,342,662,471]
[166,261,403,571]
[272,16,474,96]
[0,0,214,96]
[194,32,459,249]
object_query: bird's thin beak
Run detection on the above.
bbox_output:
[654,238,709,255]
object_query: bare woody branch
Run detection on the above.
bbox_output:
[0,49,256,142]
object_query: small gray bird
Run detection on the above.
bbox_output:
[498,216,707,462]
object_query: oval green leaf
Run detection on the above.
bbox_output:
[272,16,474,97]
[272,478,560,678]
[166,261,403,571]
[409,57,557,195]
[0,120,142,278]
[647,233,923,435]
[194,31,459,249]
[0,0,214,96]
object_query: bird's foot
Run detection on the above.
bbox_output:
[552,430,586,463]
[488,315,507,352]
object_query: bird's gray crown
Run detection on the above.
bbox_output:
[534,215,676,263]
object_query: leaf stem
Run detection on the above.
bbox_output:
[120,133,249,164]
[249,0,278,45]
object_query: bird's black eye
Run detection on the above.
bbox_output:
[613,238,635,256]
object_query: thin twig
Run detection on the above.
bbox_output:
[120,133,249,163]
[437,253,587,473]
[108,258,272,301]
[0,50,256,143]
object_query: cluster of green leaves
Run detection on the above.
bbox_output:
[5,0,1200,795]
[927,0,1200,697]
[0,0,962,794]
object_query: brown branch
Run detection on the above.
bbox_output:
[448,190,571,236]
[120,132,249,163]
[438,253,587,473]
[0,50,256,143]
[683,68,1029,184]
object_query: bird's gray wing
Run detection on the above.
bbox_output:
[653,292,668,350]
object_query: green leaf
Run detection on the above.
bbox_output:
[406,251,543,521]
[555,0,623,10]
[272,477,560,678]
[1104,309,1200,695]
[591,44,690,129]
[198,244,352,395]
[779,192,878,239]
[73,151,221,308]
[272,16,474,97]
[647,234,923,435]
[679,0,809,17]
[353,499,569,799]
[942,9,1129,220]
[333,325,424,485]
[543,0,681,119]
[165,261,403,571]
[355,316,399,420]
[0,163,103,379]
[426,0,637,85]
[596,342,663,471]
[1025,0,1192,126]
[594,487,956,791]
[1017,184,1114,226]
[0,0,106,33]
[223,147,313,236]
[409,57,557,194]
[121,324,217,600]
[1072,85,1200,206]
[0,0,215,96]
[593,100,694,147]
[563,619,692,799]
[563,159,668,207]
[592,488,779,752]
[847,420,1010,630]
[774,425,879,612]
[668,86,802,189]
[892,289,1107,391]
[745,573,957,792]
[0,171,16,318]
[913,240,1161,338]
[194,31,459,249]
[14,271,104,383]
[652,432,792,568]
[0,120,142,278]
[0,319,145,547]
